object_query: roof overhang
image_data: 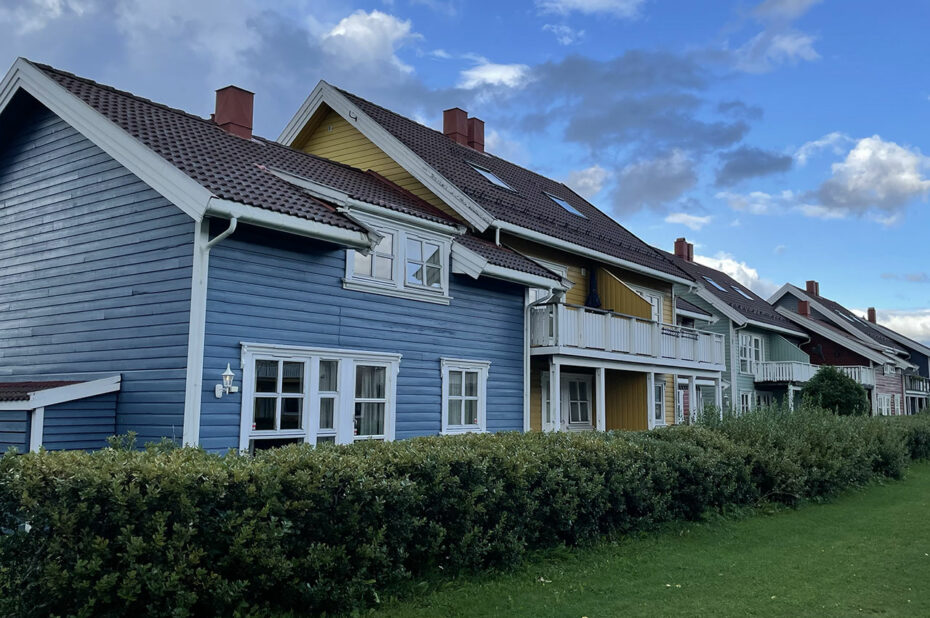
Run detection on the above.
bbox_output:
[278,81,495,232]
[677,308,717,323]
[0,375,121,411]
[774,308,896,366]
[868,321,930,358]
[450,241,569,291]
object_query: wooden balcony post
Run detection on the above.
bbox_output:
[688,375,697,424]
[549,359,561,432]
[595,366,606,432]
[647,372,656,428]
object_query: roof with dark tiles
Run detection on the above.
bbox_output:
[454,235,562,281]
[333,87,692,282]
[801,287,905,352]
[0,381,79,402]
[676,296,713,318]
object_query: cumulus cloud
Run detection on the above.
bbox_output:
[458,58,531,89]
[0,0,94,34]
[873,309,930,346]
[323,10,420,74]
[536,0,645,18]
[614,150,698,212]
[716,189,797,215]
[795,131,855,165]
[695,251,779,297]
[734,30,819,73]
[565,165,609,199]
[665,212,712,230]
[753,0,822,21]
[715,145,793,186]
[543,23,585,45]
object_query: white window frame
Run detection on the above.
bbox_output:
[239,343,401,452]
[755,391,773,409]
[739,391,752,414]
[440,358,491,434]
[654,380,667,428]
[628,284,664,323]
[561,373,594,430]
[344,212,453,305]
[739,333,764,375]
[877,393,892,417]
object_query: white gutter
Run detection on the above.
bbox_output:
[206,217,238,250]
[484,264,568,291]
[493,220,694,287]
[523,290,557,432]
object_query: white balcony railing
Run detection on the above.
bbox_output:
[905,374,930,394]
[529,303,725,368]
[753,361,875,387]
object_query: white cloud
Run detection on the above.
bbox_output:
[458,58,531,89]
[565,164,609,199]
[735,29,819,73]
[695,251,779,297]
[715,189,795,215]
[323,10,420,74]
[817,136,930,212]
[794,203,846,220]
[0,0,96,34]
[536,0,644,17]
[665,212,712,230]
[795,131,854,165]
[774,244,787,255]
[872,309,930,346]
[484,130,530,165]
[542,24,585,45]
[753,0,822,21]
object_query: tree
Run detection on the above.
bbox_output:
[801,365,870,415]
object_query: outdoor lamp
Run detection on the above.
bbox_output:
[215,363,240,398]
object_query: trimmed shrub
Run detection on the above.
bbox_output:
[800,365,870,415]
[0,409,927,616]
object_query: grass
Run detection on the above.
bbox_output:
[376,462,930,617]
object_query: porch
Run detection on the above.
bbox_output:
[753,361,876,388]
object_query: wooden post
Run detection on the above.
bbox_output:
[595,366,606,432]
[550,359,561,431]
[688,375,697,425]
[647,372,656,428]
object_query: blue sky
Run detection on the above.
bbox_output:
[2,0,929,342]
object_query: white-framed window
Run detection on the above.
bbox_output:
[883,364,896,376]
[441,358,490,434]
[344,212,453,305]
[629,284,663,323]
[239,343,401,452]
[654,380,666,427]
[739,333,764,374]
[739,391,752,414]
[877,393,893,416]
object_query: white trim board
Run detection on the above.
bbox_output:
[774,307,895,367]
[692,286,806,338]
[0,375,121,411]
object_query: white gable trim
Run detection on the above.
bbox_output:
[694,287,746,324]
[774,308,892,366]
[869,321,930,358]
[278,81,495,231]
[0,59,211,221]
[0,375,121,411]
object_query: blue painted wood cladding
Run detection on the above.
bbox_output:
[0,410,29,452]
[0,94,193,443]
[199,225,526,451]
[43,392,118,451]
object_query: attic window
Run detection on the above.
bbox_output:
[731,285,753,300]
[703,276,726,292]
[545,193,586,218]
[468,163,514,191]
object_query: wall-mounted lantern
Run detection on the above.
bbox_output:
[215,363,240,398]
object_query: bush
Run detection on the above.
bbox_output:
[1,409,927,616]
[800,365,870,415]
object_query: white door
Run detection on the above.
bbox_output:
[561,374,593,431]
[675,387,685,424]
[540,371,557,432]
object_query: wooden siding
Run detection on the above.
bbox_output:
[199,225,526,451]
[875,369,904,413]
[43,392,118,450]
[605,370,647,430]
[665,374,676,424]
[0,410,29,452]
[297,107,461,221]
[676,292,732,409]
[0,94,194,443]
[529,356,545,432]
[502,236,589,306]
[770,334,809,363]
[596,269,652,319]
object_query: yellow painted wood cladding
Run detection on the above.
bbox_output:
[596,268,652,319]
[605,370,648,431]
[295,107,462,221]
[502,236,589,306]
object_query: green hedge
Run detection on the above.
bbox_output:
[1,409,928,617]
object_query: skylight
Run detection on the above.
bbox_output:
[468,163,513,191]
[703,276,726,292]
[731,285,754,300]
[545,193,587,218]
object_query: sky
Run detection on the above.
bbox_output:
[2,0,930,343]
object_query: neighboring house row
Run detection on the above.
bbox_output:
[0,59,922,453]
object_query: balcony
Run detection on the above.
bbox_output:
[529,303,725,370]
[753,361,875,388]
[905,374,930,394]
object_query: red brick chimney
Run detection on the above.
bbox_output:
[805,280,820,296]
[467,117,484,152]
[214,86,253,139]
[687,242,694,262]
[867,307,877,323]
[798,300,811,317]
[443,108,468,146]
[674,237,690,261]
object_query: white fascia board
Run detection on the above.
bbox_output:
[677,308,716,323]
[546,353,724,378]
[483,264,567,291]
[450,241,488,279]
[206,198,373,249]
[870,322,930,358]
[278,81,494,232]
[1,59,211,222]
[774,307,890,365]
[494,220,694,287]
[775,284,893,350]
[693,286,745,324]
[0,375,121,411]
[744,319,807,339]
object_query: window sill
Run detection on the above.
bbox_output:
[441,427,485,435]
[343,278,451,305]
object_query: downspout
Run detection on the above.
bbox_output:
[206,217,237,250]
[524,289,557,433]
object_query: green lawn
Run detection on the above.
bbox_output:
[378,462,930,617]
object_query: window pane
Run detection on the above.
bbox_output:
[449,370,463,397]
[406,262,424,285]
[255,360,278,393]
[316,435,335,444]
[464,371,478,397]
[281,397,302,429]
[374,256,393,280]
[570,401,580,423]
[426,265,442,288]
[355,402,385,436]
[464,399,478,425]
[319,398,335,430]
[354,251,372,276]
[376,232,393,254]
[576,381,588,401]
[406,238,422,261]
[578,401,589,423]
[319,360,338,392]
[253,397,276,430]
[282,362,303,393]
[356,365,386,398]
[448,398,462,426]
[425,243,441,265]
[569,381,578,400]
